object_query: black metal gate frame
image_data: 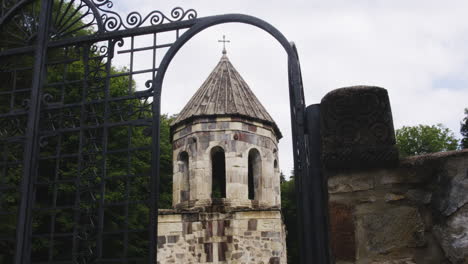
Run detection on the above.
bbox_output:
[0,0,330,263]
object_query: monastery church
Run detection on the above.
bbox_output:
[156,46,287,263]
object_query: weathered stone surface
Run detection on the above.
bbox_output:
[218,242,227,261]
[357,206,425,256]
[384,193,406,202]
[433,204,468,263]
[327,150,468,264]
[269,257,280,264]
[157,236,166,249]
[370,258,416,264]
[432,155,468,216]
[204,243,213,262]
[261,231,280,238]
[328,172,374,193]
[157,210,287,263]
[405,189,431,204]
[329,202,356,261]
[167,235,179,244]
[320,86,398,169]
[248,219,258,231]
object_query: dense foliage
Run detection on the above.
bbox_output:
[461,108,468,149]
[159,115,175,209]
[280,172,299,264]
[396,124,459,157]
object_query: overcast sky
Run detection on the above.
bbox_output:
[111,0,468,176]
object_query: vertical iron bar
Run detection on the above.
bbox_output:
[97,39,114,259]
[72,44,90,262]
[128,36,134,94]
[305,104,332,263]
[123,35,135,260]
[148,31,160,264]
[9,69,17,111]
[150,32,161,263]
[123,123,132,257]
[15,0,53,263]
[287,45,310,264]
[150,92,161,264]
[48,130,64,261]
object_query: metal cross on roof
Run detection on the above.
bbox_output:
[218,35,230,54]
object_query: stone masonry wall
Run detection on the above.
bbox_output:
[157,209,287,264]
[328,149,468,264]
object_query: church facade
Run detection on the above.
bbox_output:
[156,51,287,264]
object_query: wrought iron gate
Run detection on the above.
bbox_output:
[0,0,330,263]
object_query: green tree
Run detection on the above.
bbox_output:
[281,173,298,264]
[461,108,468,149]
[396,124,459,157]
[158,114,175,209]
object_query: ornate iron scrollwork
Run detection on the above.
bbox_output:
[93,1,197,32]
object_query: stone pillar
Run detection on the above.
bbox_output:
[320,86,399,169]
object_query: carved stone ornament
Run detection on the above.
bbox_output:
[320,85,399,169]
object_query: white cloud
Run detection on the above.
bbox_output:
[111,0,468,176]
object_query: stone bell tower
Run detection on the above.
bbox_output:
[170,52,282,210]
[157,47,287,263]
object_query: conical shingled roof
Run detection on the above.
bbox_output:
[171,53,282,138]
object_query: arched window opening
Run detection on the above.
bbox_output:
[248,149,262,200]
[274,159,279,172]
[178,151,190,202]
[211,147,226,199]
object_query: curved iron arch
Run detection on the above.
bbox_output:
[150,15,312,263]
[154,14,297,91]
[151,13,308,187]
[151,13,308,179]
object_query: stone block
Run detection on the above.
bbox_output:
[370,258,416,264]
[231,252,243,260]
[258,219,278,231]
[248,219,257,231]
[183,222,192,235]
[157,236,166,249]
[167,235,179,244]
[384,193,406,202]
[328,172,374,193]
[218,242,228,261]
[217,220,226,236]
[329,202,356,261]
[158,222,183,235]
[433,204,468,263]
[204,243,213,262]
[269,257,280,264]
[432,156,468,216]
[320,86,398,169]
[405,189,431,204]
[261,231,280,238]
[356,206,425,257]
